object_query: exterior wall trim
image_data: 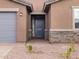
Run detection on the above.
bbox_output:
[72,6,75,30]
[28,29,48,31]
[0,8,19,12]
[49,29,73,31]
[72,6,79,31]
[72,6,79,8]
[30,11,46,15]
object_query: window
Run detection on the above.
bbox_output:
[73,7,79,29]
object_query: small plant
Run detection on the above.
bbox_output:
[70,35,76,52]
[64,47,74,58]
[25,43,32,53]
[64,34,76,58]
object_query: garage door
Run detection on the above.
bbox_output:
[0,12,16,43]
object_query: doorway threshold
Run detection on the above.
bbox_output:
[27,39,48,44]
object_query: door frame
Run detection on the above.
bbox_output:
[31,15,45,39]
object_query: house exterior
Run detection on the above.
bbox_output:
[44,0,79,43]
[0,0,33,43]
[0,0,79,43]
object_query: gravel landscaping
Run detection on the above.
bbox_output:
[0,42,79,59]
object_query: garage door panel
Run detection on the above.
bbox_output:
[0,13,16,43]
[0,20,16,23]
[0,22,16,24]
[0,36,16,43]
[0,39,16,43]
[0,31,16,35]
[0,29,16,31]
[0,27,16,30]
[0,36,16,39]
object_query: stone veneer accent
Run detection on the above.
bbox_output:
[49,31,79,43]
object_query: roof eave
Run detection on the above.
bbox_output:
[10,0,33,13]
[43,0,61,13]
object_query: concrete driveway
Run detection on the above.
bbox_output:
[0,41,79,59]
[0,44,14,59]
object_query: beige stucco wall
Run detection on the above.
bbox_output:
[48,0,79,43]
[0,0,28,42]
[50,0,74,29]
[26,0,46,11]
